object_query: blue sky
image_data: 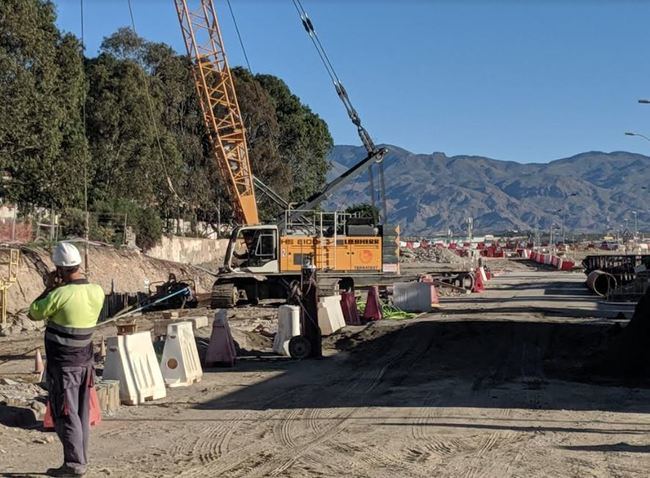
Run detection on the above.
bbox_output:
[53,0,650,163]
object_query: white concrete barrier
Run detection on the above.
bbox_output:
[103,331,166,405]
[393,282,435,312]
[185,315,209,330]
[153,315,208,338]
[317,296,346,336]
[161,322,202,387]
[272,305,301,356]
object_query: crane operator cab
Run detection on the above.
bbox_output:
[224,225,280,274]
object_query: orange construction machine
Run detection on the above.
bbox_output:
[174,0,400,307]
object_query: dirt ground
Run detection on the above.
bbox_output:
[1,259,650,477]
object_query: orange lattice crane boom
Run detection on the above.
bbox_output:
[174,0,259,225]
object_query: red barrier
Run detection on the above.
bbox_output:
[419,275,441,307]
[472,268,485,293]
[340,292,362,325]
[363,286,383,322]
[561,260,575,271]
[44,387,101,430]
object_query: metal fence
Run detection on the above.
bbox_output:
[98,292,147,323]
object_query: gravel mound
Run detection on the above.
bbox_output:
[400,246,465,264]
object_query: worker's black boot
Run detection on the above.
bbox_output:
[45,464,86,477]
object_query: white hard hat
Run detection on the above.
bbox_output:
[52,242,82,267]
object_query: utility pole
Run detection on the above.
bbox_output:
[84,210,90,275]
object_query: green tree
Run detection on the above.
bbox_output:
[1,13,334,236]
[144,38,223,227]
[0,0,88,211]
[256,74,333,204]
[85,29,185,217]
[232,67,291,220]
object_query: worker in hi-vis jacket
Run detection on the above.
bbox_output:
[29,242,104,477]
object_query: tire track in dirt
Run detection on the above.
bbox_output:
[406,325,479,466]
[174,410,280,478]
[174,324,449,477]
[173,424,225,466]
[171,387,303,478]
[460,432,517,478]
[174,366,375,478]
[306,406,340,434]
[217,329,420,478]
[323,326,449,478]
[263,409,357,477]
[273,408,303,447]
[328,441,398,474]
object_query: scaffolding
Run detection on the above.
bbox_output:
[0,248,20,326]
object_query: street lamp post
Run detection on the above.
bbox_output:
[625,131,650,143]
[555,209,564,244]
[557,193,578,244]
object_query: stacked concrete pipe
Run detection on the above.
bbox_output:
[586,270,617,297]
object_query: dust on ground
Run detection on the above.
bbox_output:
[1,259,650,477]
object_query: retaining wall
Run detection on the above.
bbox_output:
[146,235,229,266]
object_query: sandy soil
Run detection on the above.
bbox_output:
[1,260,650,477]
[5,245,215,316]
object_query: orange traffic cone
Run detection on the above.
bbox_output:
[44,387,102,430]
[34,348,44,379]
[362,286,382,322]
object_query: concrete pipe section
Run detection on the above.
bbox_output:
[586,270,617,297]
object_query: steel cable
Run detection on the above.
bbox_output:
[226,0,253,73]
[126,0,181,202]
[289,0,388,219]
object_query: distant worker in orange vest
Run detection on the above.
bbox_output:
[29,242,104,477]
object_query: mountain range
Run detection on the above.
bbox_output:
[327,145,649,236]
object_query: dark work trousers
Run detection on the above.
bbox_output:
[47,363,94,472]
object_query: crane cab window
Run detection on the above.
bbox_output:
[233,229,277,268]
[255,232,276,258]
